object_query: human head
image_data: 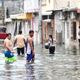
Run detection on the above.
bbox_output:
[7,33,11,40]
[19,31,22,34]
[29,30,34,37]
[49,35,52,39]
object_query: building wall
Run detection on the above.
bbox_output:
[4,0,24,15]
[64,21,70,49]
[42,0,80,49]
[42,0,80,12]
[45,0,54,11]
[5,0,40,45]
[54,11,64,44]
[24,0,40,44]
[30,15,40,44]
[69,0,80,9]
[24,0,39,13]
[64,14,80,49]
[6,21,15,38]
[54,0,68,10]
[42,0,68,12]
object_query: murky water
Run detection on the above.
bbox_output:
[0,45,80,80]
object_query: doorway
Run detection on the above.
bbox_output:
[72,22,77,40]
[47,22,53,36]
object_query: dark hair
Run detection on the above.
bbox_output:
[29,30,34,34]
[19,31,22,34]
[7,33,11,36]
[49,35,52,38]
[49,35,53,44]
[79,26,80,29]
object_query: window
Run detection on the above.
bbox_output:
[14,22,17,36]
[19,22,22,32]
[6,8,10,18]
[0,27,6,32]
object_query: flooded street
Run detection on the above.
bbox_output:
[0,45,80,80]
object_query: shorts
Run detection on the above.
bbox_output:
[4,50,14,58]
[27,51,34,61]
[5,56,16,63]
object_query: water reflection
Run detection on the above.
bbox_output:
[72,46,77,55]
[0,45,80,80]
[4,63,12,80]
[25,64,35,80]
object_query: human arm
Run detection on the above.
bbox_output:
[29,38,34,54]
[25,38,28,51]
[23,38,26,44]
[14,35,17,46]
[14,38,17,47]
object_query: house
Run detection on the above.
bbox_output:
[4,0,40,44]
[42,0,80,49]
[42,0,68,44]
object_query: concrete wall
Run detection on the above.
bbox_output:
[54,0,68,10]
[42,0,54,12]
[64,21,71,49]
[42,0,80,49]
[31,15,41,44]
[42,0,68,12]
[5,16,40,45]
[6,22,15,38]
[24,0,39,13]
[54,11,63,44]
[42,0,80,12]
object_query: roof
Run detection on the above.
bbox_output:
[10,13,33,20]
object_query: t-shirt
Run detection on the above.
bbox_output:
[15,34,25,48]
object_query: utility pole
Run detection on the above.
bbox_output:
[39,0,42,44]
[2,0,5,25]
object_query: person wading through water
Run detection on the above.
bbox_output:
[25,30,35,63]
[4,33,16,62]
[14,31,25,56]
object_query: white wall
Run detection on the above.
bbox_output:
[31,15,41,44]
[76,21,79,43]
[24,22,30,37]
[69,0,80,9]
[64,21,71,49]
[42,0,69,12]
[42,0,54,12]
[42,0,80,12]
[24,0,39,13]
[6,21,16,39]
[54,0,68,10]
[54,11,63,44]
[55,12,63,33]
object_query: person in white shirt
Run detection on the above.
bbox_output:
[48,35,53,46]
